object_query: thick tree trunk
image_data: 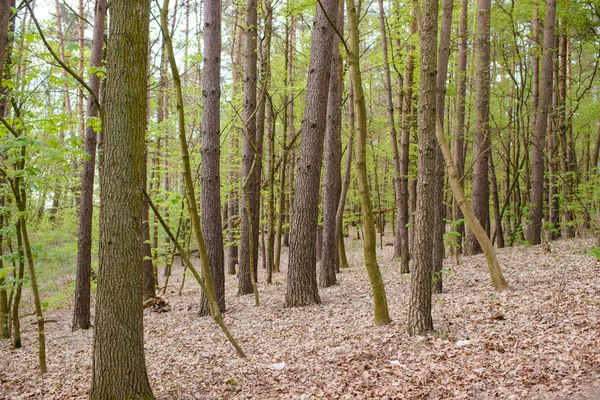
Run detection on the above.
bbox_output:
[199,0,225,316]
[529,0,557,245]
[408,0,437,336]
[73,0,107,331]
[465,0,492,256]
[90,0,154,397]
[319,1,343,288]
[285,0,338,307]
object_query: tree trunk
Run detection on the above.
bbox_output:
[199,0,225,316]
[73,0,107,330]
[238,0,260,295]
[398,9,416,274]
[529,0,556,245]
[285,0,338,307]
[453,0,467,250]
[319,0,343,288]
[346,0,391,325]
[489,153,504,248]
[432,0,453,295]
[90,0,154,397]
[408,0,437,336]
[465,0,492,256]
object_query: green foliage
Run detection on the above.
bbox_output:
[587,248,600,261]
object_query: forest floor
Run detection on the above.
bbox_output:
[1,236,600,399]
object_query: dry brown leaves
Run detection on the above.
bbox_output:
[1,237,599,399]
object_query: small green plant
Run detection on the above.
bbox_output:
[587,248,600,261]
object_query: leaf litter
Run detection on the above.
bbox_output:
[1,238,599,399]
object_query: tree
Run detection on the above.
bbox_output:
[319,0,344,288]
[72,0,107,331]
[90,0,154,397]
[529,0,557,245]
[408,0,437,336]
[465,0,492,256]
[346,0,391,325]
[199,0,225,316]
[238,0,260,296]
[285,0,338,307]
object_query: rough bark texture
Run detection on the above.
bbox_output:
[199,0,225,316]
[453,0,468,249]
[73,0,107,330]
[90,0,154,397]
[238,0,259,295]
[408,0,437,336]
[465,0,491,256]
[432,0,453,294]
[529,0,556,246]
[398,11,415,274]
[285,0,338,307]
[319,1,343,288]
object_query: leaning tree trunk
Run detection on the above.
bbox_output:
[529,0,557,246]
[199,0,225,316]
[285,0,338,307]
[319,0,343,288]
[90,0,154,397]
[408,0,437,336]
[465,0,492,256]
[346,0,391,325]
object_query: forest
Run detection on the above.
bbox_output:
[0,0,600,398]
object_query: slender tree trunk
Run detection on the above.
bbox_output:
[398,10,416,274]
[489,153,504,248]
[346,0,391,325]
[432,0,453,294]
[73,0,107,330]
[90,0,154,396]
[529,0,557,245]
[465,0,492,255]
[285,0,338,307]
[238,0,260,295]
[11,220,24,348]
[336,81,355,271]
[453,0,467,249]
[199,0,225,316]
[319,0,343,288]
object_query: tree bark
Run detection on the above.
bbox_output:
[432,0,453,294]
[319,0,343,288]
[90,0,154,397]
[529,0,556,245]
[238,0,260,295]
[199,0,225,316]
[408,0,437,336]
[73,0,107,330]
[285,0,338,307]
[398,10,416,274]
[465,0,492,256]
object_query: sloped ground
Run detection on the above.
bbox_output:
[1,237,599,399]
